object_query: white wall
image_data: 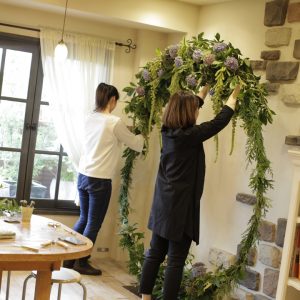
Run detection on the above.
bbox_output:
[191,0,300,275]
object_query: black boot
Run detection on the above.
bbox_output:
[73,259,102,276]
[63,259,75,268]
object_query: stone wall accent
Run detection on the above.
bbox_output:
[208,247,236,269]
[258,220,276,242]
[264,0,289,26]
[236,193,257,206]
[293,40,300,59]
[281,83,300,105]
[259,244,282,268]
[231,288,254,300]
[265,82,280,94]
[265,27,291,47]
[254,295,272,300]
[261,50,280,60]
[281,94,300,105]
[285,135,300,146]
[287,2,300,23]
[191,262,207,278]
[263,268,279,298]
[275,218,287,247]
[266,62,299,81]
[250,60,267,71]
[237,244,257,266]
[239,268,260,291]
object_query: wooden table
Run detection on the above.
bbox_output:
[0,214,93,300]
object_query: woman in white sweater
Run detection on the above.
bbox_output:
[65,83,144,275]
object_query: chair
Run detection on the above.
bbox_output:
[3,271,11,300]
[21,267,87,300]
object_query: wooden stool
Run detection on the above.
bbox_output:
[21,267,87,300]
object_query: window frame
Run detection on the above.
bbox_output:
[0,32,79,214]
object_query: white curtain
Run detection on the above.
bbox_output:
[40,28,115,168]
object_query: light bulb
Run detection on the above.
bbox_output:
[54,40,68,61]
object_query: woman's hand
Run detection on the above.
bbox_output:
[226,84,241,111]
[198,84,210,100]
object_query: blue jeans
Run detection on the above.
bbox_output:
[139,233,192,299]
[74,173,112,248]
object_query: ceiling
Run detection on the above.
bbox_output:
[177,0,237,5]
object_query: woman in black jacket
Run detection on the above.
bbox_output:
[139,85,240,300]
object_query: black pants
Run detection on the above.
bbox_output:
[139,233,192,299]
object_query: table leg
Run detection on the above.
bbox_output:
[34,270,52,300]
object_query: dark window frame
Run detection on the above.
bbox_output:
[0,32,79,214]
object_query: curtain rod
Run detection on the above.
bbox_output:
[0,22,137,53]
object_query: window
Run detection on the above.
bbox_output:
[0,33,78,213]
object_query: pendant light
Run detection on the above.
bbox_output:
[54,0,69,61]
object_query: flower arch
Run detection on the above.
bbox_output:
[118,33,274,299]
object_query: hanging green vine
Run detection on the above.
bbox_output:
[118,33,274,299]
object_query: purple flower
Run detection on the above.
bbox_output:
[157,69,164,77]
[135,86,145,96]
[213,42,228,52]
[209,89,215,96]
[174,56,183,68]
[224,56,239,71]
[142,69,151,81]
[186,74,198,87]
[192,50,202,62]
[203,54,215,66]
[168,44,179,58]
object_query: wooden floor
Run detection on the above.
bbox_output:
[0,258,141,300]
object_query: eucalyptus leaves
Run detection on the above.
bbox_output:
[119,33,274,299]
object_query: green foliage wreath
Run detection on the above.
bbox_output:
[118,33,275,299]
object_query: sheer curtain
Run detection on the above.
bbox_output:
[40,28,115,168]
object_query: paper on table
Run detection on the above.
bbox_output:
[0,230,16,239]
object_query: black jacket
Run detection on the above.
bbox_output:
[148,105,234,244]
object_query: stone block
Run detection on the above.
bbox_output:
[281,84,300,105]
[293,40,300,59]
[265,27,292,47]
[208,247,236,269]
[259,244,282,268]
[237,244,257,267]
[191,262,207,278]
[263,268,279,298]
[276,218,287,247]
[287,3,300,23]
[254,295,271,300]
[264,82,280,94]
[266,62,299,81]
[239,267,260,291]
[258,220,276,242]
[236,193,257,206]
[264,0,289,26]
[231,287,254,300]
[282,95,300,105]
[250,60,267,70]
[285,136,300,146]
[261,50,281,60]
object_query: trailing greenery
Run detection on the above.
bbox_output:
[118,33,274,299]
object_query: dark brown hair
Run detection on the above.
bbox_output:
[95,82,119,111]
[162,91,199,129]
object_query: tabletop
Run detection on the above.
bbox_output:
[0,214,93,300]
[0,214,93,261]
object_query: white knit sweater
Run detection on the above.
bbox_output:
[78,112,144,179]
